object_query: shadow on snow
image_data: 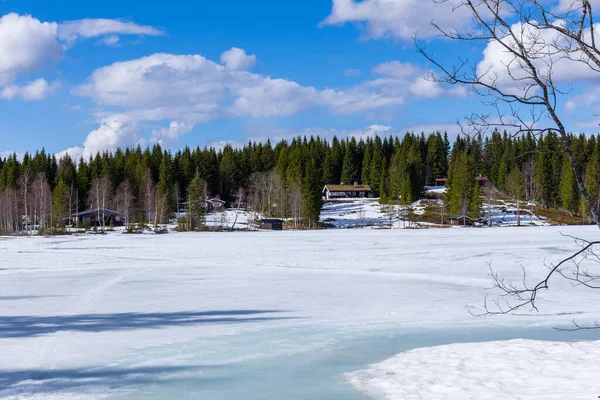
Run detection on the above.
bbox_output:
[0,365,229,396]
[0,309,294,338]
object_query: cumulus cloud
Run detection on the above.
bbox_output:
[58,18,163,46]
[322,0,471,40]
[150,121,194,146]
[0,13,63,86]
[220,47,257,71]
[0,13,162,102]
[82,114,143,157]
[70,53,467,156]
[372,61,418,79]
[554,0,600,12]
[1,79,59,101]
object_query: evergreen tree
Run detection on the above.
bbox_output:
[341,138,360,184]
[52,178,69,228]
[301,159,322,228]
[559,155,579,213]
[187,172,207,230]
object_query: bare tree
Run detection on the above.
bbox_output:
[88,176,112,232]
[115,180,134,226]
[420,0,600,325]
[231,187,246,230]
[420,0,600,224]
[140,169,156,224]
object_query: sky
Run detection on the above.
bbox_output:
[0,0,598,159]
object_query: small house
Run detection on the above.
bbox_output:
[447,215,474,226]
[74,208,125,227]
[433,178,447,187]
[206,198,226,212]
[259,218,283,230]
[323,183,372,200]
[475,176,489,187]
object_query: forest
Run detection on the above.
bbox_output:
[0,129,598,234]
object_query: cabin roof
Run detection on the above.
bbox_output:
[324,184,372,192]
[74,208,125,217]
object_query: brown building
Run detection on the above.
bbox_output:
[323,183,372,200]
[260,219,283,230]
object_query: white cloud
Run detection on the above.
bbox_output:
[150,121,194,146]
[475,20,600,100]
[322,0,471,40]
[71,53,467,155]
[0,151,25,161]
[373,61,418,78]
[55,146,84,161]
[82,114,143,157]
[0,79,59,101]
[0,13,63,86]
[98,35,120,47]
[0,13,162,102]
[58,18,163,46]
[554,0,600,12]
[220,47,257,71]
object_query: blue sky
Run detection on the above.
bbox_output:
[0,0,596,158]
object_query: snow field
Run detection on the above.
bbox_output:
[1,226,600,398]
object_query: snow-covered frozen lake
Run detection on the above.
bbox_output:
[1,226,600,399]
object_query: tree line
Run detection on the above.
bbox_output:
[0,129,598,233]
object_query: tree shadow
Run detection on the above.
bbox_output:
[0,364,229,396]
[0,310,294,338]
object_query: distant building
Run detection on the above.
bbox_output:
[323,183,372,200]
[432,176,488,187]
[259,218,283,230]
[447,215,474,226]
[433,178,447,187]
[74,208,125,226]
[206,198,226,212]
[475,176,489,187]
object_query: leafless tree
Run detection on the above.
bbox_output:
[420,0,600,326]
[115,180,134,226]
[231,187,246,230]
[140,169,156,224]
[88,176,112,232]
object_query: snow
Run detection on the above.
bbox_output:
[347,339,600,400]
[2,226,600,398]
[320,200,427,229]
[481,201,548,226]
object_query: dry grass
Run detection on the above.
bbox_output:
[533,206,585,225]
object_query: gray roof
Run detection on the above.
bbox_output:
[74,208,125,217]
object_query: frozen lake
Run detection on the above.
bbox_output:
[1,227,600,399]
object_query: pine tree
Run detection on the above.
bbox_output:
[341,138,359,184]
[301,159,322,228]
[446,151,475,216]
[506,166,524,225]
[187,172,207,230]
[52,178,69,229]
[559,155,579,213]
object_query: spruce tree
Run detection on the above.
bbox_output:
[187,172,206,230]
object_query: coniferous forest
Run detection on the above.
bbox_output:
[0,129,598,234]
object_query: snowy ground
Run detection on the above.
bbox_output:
[481,201,548,226]
[320,200,427,229]
[347,338,600,400]
[1,227,600,399]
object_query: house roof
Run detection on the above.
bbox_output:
[74,208,125,217]
[207,198,226,204]
[448,215,474,220]
[324,184,372,192]
[435,178,447,182]
[475,176,489,181]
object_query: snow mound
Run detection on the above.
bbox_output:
[347,339,600,400]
